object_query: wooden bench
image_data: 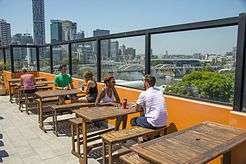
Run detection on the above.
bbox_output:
[69,117,115,158]
[50,103,95,136]
[120,152,150,164]
[101,124,170,164]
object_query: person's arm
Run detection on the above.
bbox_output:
[135,104,144,112]
[112,86,120,103]
[95,88,106,106]
[135,92,145,112]
[32,75,36,85]
[20,76,24,87]
[69,75,74,89]
[84,80,95,94]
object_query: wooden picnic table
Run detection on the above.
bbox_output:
[73,104,138,164]
[15,81,53,105]
[35,89,82,132]
[8,77,47,103]
[9,77,47,83]
[11,80,53,87]
[130,121,246,164]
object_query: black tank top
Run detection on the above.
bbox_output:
[87,81,98,98]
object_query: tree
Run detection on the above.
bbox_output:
[165,70,234,103]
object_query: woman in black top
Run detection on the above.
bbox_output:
[78,71,98,103]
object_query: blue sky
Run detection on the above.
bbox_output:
[0,0,245,55]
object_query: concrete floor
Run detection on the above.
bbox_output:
[0,96,100,164]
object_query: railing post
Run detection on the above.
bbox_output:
[50,45,54,74]
[234,13,246,112]
[3,48,6,70]
[10,45,14,73]
[36,46,40,71]
[68,43,72,76]
[145,33,151,75]
[96,39,101,82]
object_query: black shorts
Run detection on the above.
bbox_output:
[24,88,37,94]
[86,96,96,103]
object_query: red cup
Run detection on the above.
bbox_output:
[122,98,127,109]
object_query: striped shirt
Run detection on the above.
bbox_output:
[136,87,167,127]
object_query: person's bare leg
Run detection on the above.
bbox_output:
[78,97,88,103]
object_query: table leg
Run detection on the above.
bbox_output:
[54,110,58,136]
[77,123,81,156]
[38,99,41,123]
[108,143,112,164]
[223,151,231,164]
[9,82,13,103]
[82,121,88,164]
[71,124,75,153]
[39,98,46,132]
[102,140,106,164]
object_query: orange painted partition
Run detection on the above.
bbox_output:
[5,71,246,163]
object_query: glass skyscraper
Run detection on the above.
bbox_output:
[50,20,62,43]
[32,0,45,45]
[0,19,11,46]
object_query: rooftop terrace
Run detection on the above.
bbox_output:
[0,95,102,164]
[0,13,246,164]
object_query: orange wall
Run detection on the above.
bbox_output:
[8,72,246,163]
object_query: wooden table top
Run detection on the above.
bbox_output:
[74,103,137,122]
[10,81,53,87]
[131,122,246,164]
[35,89,81,98]
[9,77,47,83]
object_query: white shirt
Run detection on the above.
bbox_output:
[136,87,167,127]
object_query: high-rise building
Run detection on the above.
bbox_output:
[50,20,62,43]
[0,19,11,46]
[11,33,35,69]
[62,20,77,41]
[32,0,45,45]
[125,47,136,60]
[110,41,119,61]
[74,31,85,40]
[12,33,33,45]
[93,29,110,60]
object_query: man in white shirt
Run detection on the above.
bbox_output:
[131,75,168,129]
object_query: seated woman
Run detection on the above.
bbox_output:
[78,71,98,103]
[95,75,120,105]
[95,76,126,130]
[20,68,36,93]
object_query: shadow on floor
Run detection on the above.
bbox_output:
[0,134,9,162]
[0,116,4,120]
[0,140,4,147]
[45,120,110,137]
[0,150,9,162]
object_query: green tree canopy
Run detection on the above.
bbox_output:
[165,71,234,103]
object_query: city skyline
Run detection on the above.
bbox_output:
[0,0,245,54]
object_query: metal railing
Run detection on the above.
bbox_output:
[0,13,245,112]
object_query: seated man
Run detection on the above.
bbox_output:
[54,64,76,104]
[131,75,167,129]
[95,75,126,130]
[20,68,36,93]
